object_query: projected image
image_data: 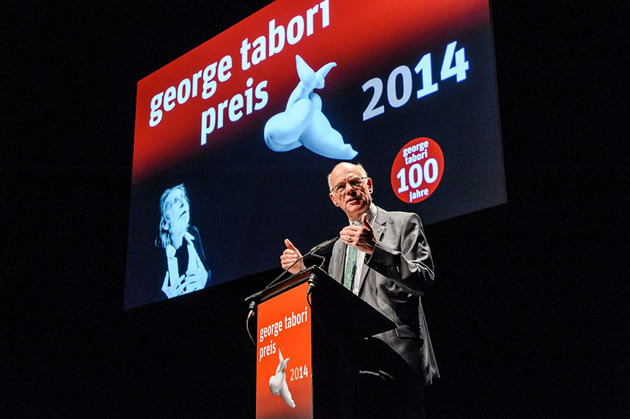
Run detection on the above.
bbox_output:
[264,55,357,159]
[156,184,211,299]
[124,0,505,309]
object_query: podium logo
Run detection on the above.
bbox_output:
[269,349,296,408]
[263,55,358,160]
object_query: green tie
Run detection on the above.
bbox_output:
[343,220,361,291]
[343,245,357,290]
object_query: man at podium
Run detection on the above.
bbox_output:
[280,162,439,418]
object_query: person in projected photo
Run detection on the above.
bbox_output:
[280,162,438,418]
[156,184,210,299]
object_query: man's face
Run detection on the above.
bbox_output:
[163,189,190,235]
[328,163,373,221]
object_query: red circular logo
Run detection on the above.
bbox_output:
[390,137,444,204]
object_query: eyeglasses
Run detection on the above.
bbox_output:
[331,177,367,195]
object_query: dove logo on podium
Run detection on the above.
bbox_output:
[268,349,296,408]
[263,55,358,160]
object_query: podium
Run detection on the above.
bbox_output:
[246,266,395,418]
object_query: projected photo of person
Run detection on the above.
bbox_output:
[156,184,211,299]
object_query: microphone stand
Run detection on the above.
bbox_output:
[245,237,338,346]
[263,237,337,291]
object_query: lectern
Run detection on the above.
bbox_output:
[245,266,395,418]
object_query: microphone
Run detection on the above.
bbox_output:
[309,236,339,269]
[265,237,339,290]
[309,236,339,253]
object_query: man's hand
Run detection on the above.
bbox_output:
[280,238,303,274]
[340,213,376,254]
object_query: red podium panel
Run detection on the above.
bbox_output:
[256,281,313,418]
[247,267,395,418]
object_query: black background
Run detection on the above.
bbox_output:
[4,0,628,417]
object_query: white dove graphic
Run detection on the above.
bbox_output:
[263,55,358,160]
[268,349,296,408]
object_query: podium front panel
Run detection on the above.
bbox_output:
[256,281,313,418]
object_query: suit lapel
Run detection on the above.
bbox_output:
[331,240,346,284]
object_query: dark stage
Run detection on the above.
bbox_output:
[4,1,628,416]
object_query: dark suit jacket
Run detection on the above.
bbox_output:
[328,206,439,385]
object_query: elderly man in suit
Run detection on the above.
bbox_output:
[281,162,439,418]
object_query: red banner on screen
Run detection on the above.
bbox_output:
[132,0,489,182]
